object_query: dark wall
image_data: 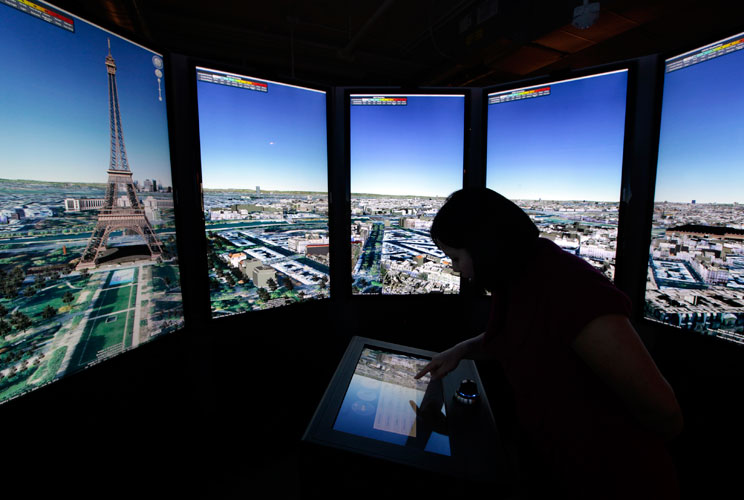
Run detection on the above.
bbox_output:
[3,293,742,498]
[639,321,744,498]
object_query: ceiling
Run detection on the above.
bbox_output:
[49,0,744,87]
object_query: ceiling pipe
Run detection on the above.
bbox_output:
[338,0,398,61]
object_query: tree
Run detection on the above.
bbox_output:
[257,288,271,301]
[11,311,31,332]
[10,266,24,283]
[42,305,57,319]
[1,284,14,299]
[62,292,75,305]
[267,278,277,291]
[0,303,7,318]
[0,319,11,338]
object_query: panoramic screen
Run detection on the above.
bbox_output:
[486,69,628,281]
[645,32,744,344]
[196,68,329,317]
[349,94,465,295]
[0,1,183,405]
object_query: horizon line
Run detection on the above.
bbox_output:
[0,177,171,186]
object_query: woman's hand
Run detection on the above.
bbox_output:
[414,344,466,380]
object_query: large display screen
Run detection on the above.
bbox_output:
[349,94,465,295]
[0,1,183,405]
[196,67,329,317]
[486,69,628,281]
[333,346,451,456]
[645,32,744,344]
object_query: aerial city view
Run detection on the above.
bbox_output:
[196,68,329,316]
[0,4,182,405]
[644,36,744,344]
[486,70,629,281]
[350,94,465,295]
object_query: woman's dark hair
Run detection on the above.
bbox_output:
[431,187,539,290]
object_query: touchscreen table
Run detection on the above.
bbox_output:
[303,336,506,482]
[332,347,451,456]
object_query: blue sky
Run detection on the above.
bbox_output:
[350,95,465,197]
[0,2,172,186]
[197,74,328,192]
[655,41,744,203]
[486,70,628,201]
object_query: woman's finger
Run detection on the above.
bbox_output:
[414,362,434,379]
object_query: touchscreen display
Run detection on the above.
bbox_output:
[332,347,451,456]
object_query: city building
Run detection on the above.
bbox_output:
[289,236,330,254]
[64,198,105,212]
[307,244,329,256]
[252,265,276,288]
[227,252,247,267]
[666,224,744,241]
[239,257,262,278]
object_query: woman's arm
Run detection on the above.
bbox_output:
[414,332,491,380]
[571,314,684,442]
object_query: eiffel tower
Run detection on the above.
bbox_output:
[77,40,163,270]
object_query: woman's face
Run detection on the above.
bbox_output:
[435,240,475,279]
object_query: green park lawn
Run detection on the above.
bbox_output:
[30,346,67,386]
[74,311,127,367]
[91,284,134,318]
[20,281,81,319]
[124,310,134,349]
[0,364,42,403]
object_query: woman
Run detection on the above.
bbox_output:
[414,188,683,498]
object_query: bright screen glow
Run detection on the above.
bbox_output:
[486,69,628,281]
[196,68,329,317]
[0,1,183,405]
[645,32,744,344]
[333,347,451,456]
[350,94,465,295]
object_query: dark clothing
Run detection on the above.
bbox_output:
[484,238,679,499]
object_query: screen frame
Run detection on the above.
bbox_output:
[343,86,472,300]
[187,57,334,323]
[0,0,188,409]
[302,335,504,480]
[481,61,636,293]
[330,344,453,456]
[637,29,744,345]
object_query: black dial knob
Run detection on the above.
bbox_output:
[454,379,479,405]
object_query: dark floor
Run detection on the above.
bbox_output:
[4,306,743,499]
